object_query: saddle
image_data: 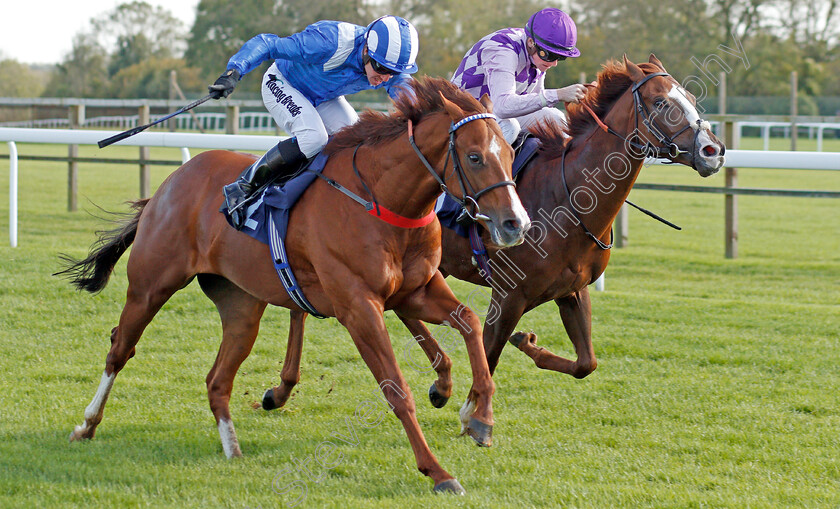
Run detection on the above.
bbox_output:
[220,152,330,317]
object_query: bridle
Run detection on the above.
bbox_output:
[308,112,515,229]
[584,72,706,167]
[563,71,702,250]
[408,113,515,225]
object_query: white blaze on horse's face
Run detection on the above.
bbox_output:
[667,85,712,132]
[488,135,503,164]
[482,131,530,247]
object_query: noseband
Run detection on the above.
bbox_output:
[630,72,692,159]
[563,71,705,250]
[585,72,707,167]
[408,113,515,225]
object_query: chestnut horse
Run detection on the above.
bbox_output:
[59,77,530,494]
[262,56,725,431]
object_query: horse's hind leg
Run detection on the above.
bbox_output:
[399,317,453,409]
[70,268,188,442]
[262,310,307,411]
[511,288,597,379]
[198,274,267,458]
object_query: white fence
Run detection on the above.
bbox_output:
[4,115,840,149]
[2,126,839,263]
[1,128,283,248]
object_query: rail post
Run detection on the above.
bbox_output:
[139,104,151,198]
[790,71,798,151]
[67,104,84,211]
[226,105,240,135]
[614,203,629,248]
[720,73,738,258]
[168,70,178,132]
[9,141,17,247]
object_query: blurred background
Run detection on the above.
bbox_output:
[1,0,838,115]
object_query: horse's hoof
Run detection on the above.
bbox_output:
[465,417,493,447]
[69,425,93,442]
[428,382,449,409]
[262,388,278,411]
[509,331,533,349]
[433,478,466,495]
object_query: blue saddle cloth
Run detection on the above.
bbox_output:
[220,152,330,318]
[436,134,540,238]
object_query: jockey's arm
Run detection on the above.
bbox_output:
[226,27,335,77]
[384,73,416,101]
[483,49,560,119]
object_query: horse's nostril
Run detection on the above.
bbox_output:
[503,219,521,233]
[702,145,718,157]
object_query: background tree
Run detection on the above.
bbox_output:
[0,58,48,99]
[16,0,840,112]
[44,1,200,99]
[186,0,284,96]
[44,34,110,98]
[91,0,187,75]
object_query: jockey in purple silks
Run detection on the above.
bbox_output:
[452,8,587,143]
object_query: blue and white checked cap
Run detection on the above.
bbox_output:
[365,15,419,74]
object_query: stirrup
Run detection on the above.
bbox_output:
[224,182,252,229]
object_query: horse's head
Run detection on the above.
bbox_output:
[430,82,530,247]
[620,55,726,177]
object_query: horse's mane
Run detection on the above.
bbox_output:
[531,59,666,158]
[325,76,487,154]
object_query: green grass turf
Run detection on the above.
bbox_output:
[0,138,837,508]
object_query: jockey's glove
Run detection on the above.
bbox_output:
[209,69,241,99]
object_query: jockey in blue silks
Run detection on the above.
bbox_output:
[209,16,420,229]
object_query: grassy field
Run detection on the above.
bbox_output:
[0,139,838,508]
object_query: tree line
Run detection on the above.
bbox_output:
[3,0,840,114]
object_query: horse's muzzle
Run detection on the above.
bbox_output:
[485,206,531,248]
[694,130,726,177]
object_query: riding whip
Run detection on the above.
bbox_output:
[97,93,215,148]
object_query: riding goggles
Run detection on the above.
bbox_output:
[536,46,567,62]
[370,57,398,76]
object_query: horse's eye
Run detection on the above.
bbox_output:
[654,98,668,109]
[468,153,482,165]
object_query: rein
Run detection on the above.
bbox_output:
[308,145,436,229]
[408,113,515,225]
[560,72,702,242]
[560,147,613,250]
[579,73,701,162]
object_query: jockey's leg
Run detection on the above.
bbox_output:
[498,117,521,144]
[223,63,326,229]
[223,137,307,228]
[518,107,570,135]
[316,95,359,134]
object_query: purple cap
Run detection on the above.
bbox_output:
[526,8,580,58]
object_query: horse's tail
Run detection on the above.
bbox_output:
[54,199,149,294]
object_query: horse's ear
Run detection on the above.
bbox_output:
[439,91,466,123]
[649,53,666,72]
[623,54,645,82]
[479,93,494,114]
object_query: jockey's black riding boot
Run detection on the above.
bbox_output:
[223,137,306,229]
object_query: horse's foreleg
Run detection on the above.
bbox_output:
[395,272,494,448]
[337,296,463,494]
[199,274,267,457]
[397,316,453,409]
[70,275,182,442]
[263,310,307,410]
[511,288,596,379]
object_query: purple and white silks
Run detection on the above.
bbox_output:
[451,28,561,120]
